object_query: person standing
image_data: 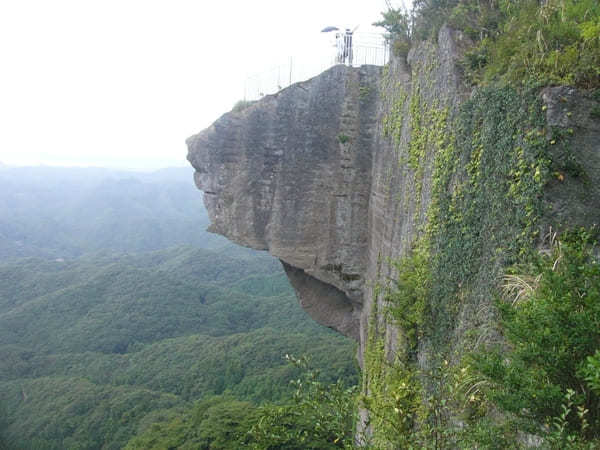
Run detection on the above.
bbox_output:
[343,29,353,66]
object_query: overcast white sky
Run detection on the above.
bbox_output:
[0,0,399,170]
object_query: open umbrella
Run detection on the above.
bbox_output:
[321,26,339,32]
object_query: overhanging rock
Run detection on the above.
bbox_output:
[187,64,382,340]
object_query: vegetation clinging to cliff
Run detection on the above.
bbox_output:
[367,28,600,442]
[472,229,600,445]
[376,0,600,88]
[367,0,600,446]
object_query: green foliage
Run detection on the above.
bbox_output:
[248,355,356,449]
[447,0,502,41]
[126,357,357,450]
[362,315,467,448]
[0,167,358,449]
[337,134,350,144]
[426,85,551,347]
[2,377,181,450]
[377,0,600,89]
[378,83,552,380]
[0,248,357,448]
[472,229,600,443]
[382,85,407,145]
[0,248,307,355]
[373,7,413,58]
[361,331,421,448]
[408,83,426,172]
[477,0,600,88]
[386,242,430,356]
[460,0,600,88]
[382,77,450,216]
[125,397,257,450]
[544,388,598,449]
[371,57,576,447]
[359,85,372,99]
[412,0,460,40]
[582,351,600,397]
[374,1,598,446]
[410,90,450,214]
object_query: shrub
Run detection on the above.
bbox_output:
[248,355,356,449]
[472,228,600,442]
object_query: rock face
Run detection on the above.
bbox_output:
[186,26,473,354]
[542,86,600,230]
[187,65,381,341]
[187,25,600,372]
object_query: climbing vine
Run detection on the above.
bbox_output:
[425,85,553,348]
[366,79,573,447]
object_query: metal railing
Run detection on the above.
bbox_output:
[243,32,389,101]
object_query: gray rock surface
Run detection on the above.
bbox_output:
[187,64,381,340]
[362,26,472,364]
[542,86,600,229]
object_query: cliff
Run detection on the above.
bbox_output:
[187,64,380,341]
[187,25,600,445]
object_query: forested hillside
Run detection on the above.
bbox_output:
[0,167,357,449]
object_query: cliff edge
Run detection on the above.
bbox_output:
[188,23,600,445]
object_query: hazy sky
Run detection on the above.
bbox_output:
[0,0,397,170]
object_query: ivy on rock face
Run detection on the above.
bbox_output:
[365,76,594,446]
[426,85,552,347]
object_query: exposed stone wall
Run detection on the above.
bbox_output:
[187,64,381,340]
[361,26,472,364]
[186,27,472,352]
[542,86,600,230]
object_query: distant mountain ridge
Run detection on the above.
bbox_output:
[0,166,229,259]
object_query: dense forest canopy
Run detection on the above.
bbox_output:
[0,166,357,449]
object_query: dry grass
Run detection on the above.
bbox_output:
[502,228,564,306]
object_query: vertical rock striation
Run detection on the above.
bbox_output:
[187,64,381,341]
